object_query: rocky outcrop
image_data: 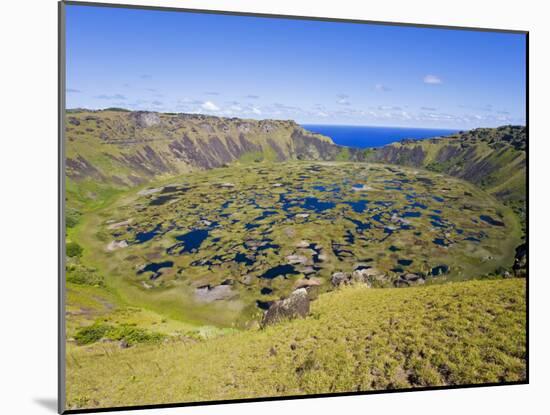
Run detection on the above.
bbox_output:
[262,288,310,327]
[331,267,383,288]
[512,243,527,278]
[393,273,425,287]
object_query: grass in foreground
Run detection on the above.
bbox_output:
[66,278,526,410]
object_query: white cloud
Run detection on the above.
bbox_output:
[95,93,127,100]
[201,101,219,111]
[251,107,262,115]
[337,94,351,105]
[374,84,391,92]
[423,74,442,84]
[377,105,402,111]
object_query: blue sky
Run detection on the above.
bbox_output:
[66,5,526,129]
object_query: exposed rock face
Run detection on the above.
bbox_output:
[131,111,161,128]
[375,145,426,166]
[262,288,310,327]
[66,155,105,181]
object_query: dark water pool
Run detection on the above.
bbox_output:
[135,224,161,244]
[431,265,449,276]
[402,211,422,218]
[259,264,299,279]
[137,261,174,280]
[302,197,335,212]
[433,238,449,246]
[344,200,369,213]
[174,229,209,253]
[480,215,505,227]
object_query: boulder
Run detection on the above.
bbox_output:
[364,268,388,282]
[262,288,310,327]
[107,219,133,230]
[298,266,315,275]
[294,277,321,290]
[296,240,311,248]
[240,274,254,285]
[332,268,382,287]
[394,273,425,287]
[68,117,80,126]
[317,253,328,262]
[352,184,373,191]
[331,272,351,287]
[137,187,163,196]
[351,269,373,287]
[106,240,128,251]
[286,254,308,265]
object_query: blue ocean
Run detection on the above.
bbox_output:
[302,124,459,148]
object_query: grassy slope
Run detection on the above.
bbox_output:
[66,278,526,410]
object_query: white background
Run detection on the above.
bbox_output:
[0,0,546,414]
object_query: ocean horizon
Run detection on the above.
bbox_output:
[302,124,460,148]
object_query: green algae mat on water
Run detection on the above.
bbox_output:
[73,162,522,328]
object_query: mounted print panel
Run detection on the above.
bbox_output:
[59,1,528,413]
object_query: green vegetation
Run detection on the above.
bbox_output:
[66,241,83,258]
[74,323,165,346]
[66,278,526,410]
[335,147,350,161]
[66,208,82,228]
[74,323,111,345]
[66,262,104,287]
